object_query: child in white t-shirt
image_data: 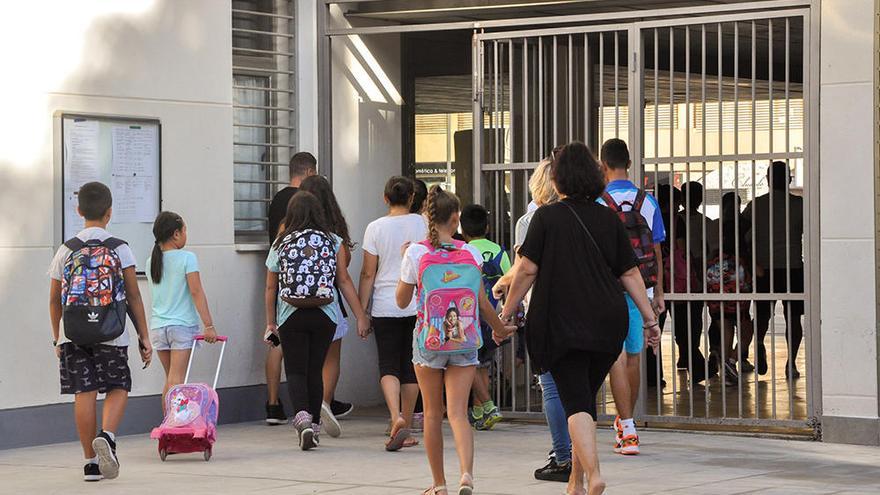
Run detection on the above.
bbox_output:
[358,176,427,451]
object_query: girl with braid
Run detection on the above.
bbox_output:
[396,186,515,495]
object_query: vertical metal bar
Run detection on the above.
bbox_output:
[733,21,744,418]
[510,331,517,411]
[717,23,727,415]
[684,25,695,418]
[509,39,515,166]
[473,33,484,212]
[784,17,795,420]
[539,37,544,155]
[751,20,760,419]
[653,28,662,417]
[553,35,558,146]
[523,38,529,163]
[701,23,710,416]
[494,41,500,167]
[599,32,604,146]
[614,30,620,137]
[585,33,591,145]
[666,27,678,418]
[766,19,778,419]
[569,34,574,142]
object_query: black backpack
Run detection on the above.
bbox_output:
[277,230,337,308]
[61,237,128,346]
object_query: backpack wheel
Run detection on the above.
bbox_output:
[159,449,167,462]
[203,448,212,461]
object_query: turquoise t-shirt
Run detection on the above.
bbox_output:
[265,234,342,327]
[147,250,200,329]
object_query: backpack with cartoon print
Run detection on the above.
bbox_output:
[415,240,483,354]
[277,229,337,308]
[61,237,128,346]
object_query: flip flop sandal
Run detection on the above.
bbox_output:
[385,428,411,451]
[401,436,420,448]
[423,485,447,495]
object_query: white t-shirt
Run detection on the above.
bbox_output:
[362,214,428,317]
[48,227,137,346]
[400,242,484,286]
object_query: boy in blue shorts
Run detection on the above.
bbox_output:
[48,182,153,481]
[461,204,511,430]
[598,139,665,455]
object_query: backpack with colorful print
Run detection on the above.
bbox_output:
[416,240,483,354]
[601,190,658,288]
[277,229,337,308]
[61,237,128,346]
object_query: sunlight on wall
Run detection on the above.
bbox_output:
[0,0,154,169]
[329,5,403,105]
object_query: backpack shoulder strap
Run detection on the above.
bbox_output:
[63,237,86,252]
[632,190,648,212]
[601,192,620,212]
[103,237,127,250]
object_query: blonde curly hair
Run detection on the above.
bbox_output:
[528,159,559,206]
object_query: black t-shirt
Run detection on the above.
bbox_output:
[268,186,298,243]
[518,199,638,368]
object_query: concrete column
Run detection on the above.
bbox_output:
[818,0,880,445]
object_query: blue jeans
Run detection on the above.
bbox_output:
[539,372,571,464]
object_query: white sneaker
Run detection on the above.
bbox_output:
[320,402,342,438]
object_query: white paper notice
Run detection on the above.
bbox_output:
[112,125,156,177]
[111,175,157,223]
[64,119,100,186]
[110,124,158,223]
[63,119,100,238]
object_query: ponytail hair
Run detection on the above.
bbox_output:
[384,176,414,207]
[150,211,184,283]
[425,185,461,249]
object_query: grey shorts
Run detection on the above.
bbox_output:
[151,325,200,351]
[411,336,479,370]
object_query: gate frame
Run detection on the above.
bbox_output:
[318,0,822,434]
[470,4,820,432]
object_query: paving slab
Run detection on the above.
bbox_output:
[1,413,878,494]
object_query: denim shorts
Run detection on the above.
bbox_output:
[151,325,200,351]
[622,294,645,355]
[412,335,479,370]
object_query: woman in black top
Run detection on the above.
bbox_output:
[497,142,659,495]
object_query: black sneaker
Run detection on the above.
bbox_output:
[83,463,102,482]
[723,358,739,386]
[534,457,571,482]
[330,400,354,418]
[266,401,287,425]
[91,432,119,480]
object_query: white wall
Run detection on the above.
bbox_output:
[819,0,879,420]
[0,0,273,410]
[330,25,404,406]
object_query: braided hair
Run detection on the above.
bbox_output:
[425,185,461,249]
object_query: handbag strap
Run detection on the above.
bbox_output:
[560,200,603,258]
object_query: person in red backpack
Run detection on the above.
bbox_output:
[597,139,665,456]
[48,182,153,482]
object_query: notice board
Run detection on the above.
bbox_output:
[61,114,161,272]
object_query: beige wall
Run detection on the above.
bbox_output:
[819,0,879,420]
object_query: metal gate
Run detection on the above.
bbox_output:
[474,6,817,433]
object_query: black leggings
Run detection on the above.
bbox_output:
[373,316,418,384]
[549,350,618,421]
[278,308,336,421]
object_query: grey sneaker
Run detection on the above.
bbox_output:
[293,411,316,451]
[91,432,119,480]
